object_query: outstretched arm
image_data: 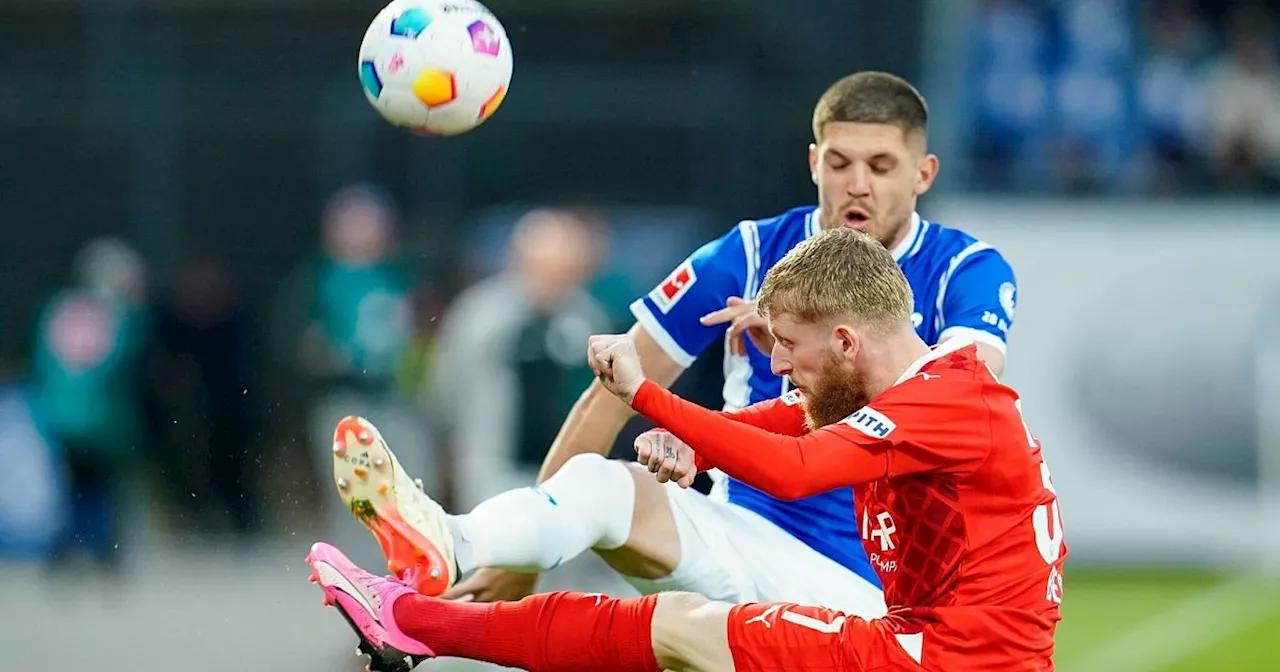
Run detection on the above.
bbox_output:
[631,380,889,499]
[589,334,989,501]
[634,391,809,481]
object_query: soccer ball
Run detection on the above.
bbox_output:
[358,0,513,135]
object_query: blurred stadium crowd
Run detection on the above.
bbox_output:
[967,0,1280,193]
[0,189,703,571]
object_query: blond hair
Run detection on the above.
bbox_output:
[756,228,913,333]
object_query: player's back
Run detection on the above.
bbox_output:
[856,344,1064,669]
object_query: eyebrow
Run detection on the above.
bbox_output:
[827,149,898,164]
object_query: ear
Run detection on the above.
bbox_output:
[808,143,819,184]
[915,153,940,196]
[832,323,861,362]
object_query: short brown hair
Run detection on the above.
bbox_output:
[811,72,928,142]
[756,228,914,333]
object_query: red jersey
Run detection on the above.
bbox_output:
[631,342,1066,670]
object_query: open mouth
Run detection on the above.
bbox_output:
[843,209,870,228]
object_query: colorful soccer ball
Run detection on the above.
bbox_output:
[358,0,512,135]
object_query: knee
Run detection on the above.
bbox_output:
[557,452,628,483]
[650,592,733,671]
[554,454,657,508]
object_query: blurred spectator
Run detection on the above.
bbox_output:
[273,184,436,569]
[1047,0,1141,192]
[146,255,259,538]
[963,0,1280,194]
[430,208,612,511]
[1205,4,1280,192]
[1136,0,1212,191]
[0,384,67,560]
[577,211,640,331]
[967,0,1055,189]
[30,237,148,573]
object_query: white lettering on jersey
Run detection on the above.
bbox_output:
[840,407,897,439]
[649,260,697,314]
[980,310,1010,333]
[781,610,846,634]
[862,509,898,552]
[1046,565,1064,604]
[1013,398,1067,602]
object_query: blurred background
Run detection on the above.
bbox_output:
[1,0,1279,670]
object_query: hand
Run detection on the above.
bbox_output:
[634,429,697,489]
[587,334,646,404]
[441,568,540,603]
[700,297,775,356]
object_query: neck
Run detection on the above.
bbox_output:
[859,327,932,399]
[880,211,918,255]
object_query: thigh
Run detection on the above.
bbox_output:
[727,603,923,672]
[624,486,887,619]
[621,481,756,603]
[596,462,683,581]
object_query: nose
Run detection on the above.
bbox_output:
[770,348,791,378]
[847,164,872,197]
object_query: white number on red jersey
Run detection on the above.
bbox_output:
[1013,399,1066,569]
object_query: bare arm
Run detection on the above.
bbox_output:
[535,322,686,482]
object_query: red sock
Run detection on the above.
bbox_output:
[392,591,661,672]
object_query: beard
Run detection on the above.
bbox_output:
[801,355,872,430]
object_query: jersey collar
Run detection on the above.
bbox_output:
[888,212,923,263]
[808,210,924,264]
[892,336,974,386]
[805,208,822,238]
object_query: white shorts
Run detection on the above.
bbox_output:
[623,481,887,619]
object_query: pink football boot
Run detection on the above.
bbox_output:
[306,542,434,672]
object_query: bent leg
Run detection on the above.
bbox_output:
[452,454,681,575]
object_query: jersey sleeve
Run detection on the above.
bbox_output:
[629,225,750,368]
[683,390,808,472]
[937,249,1017,353]
[723,389,809,436]
[631,372,992,500]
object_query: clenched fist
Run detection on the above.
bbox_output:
[634,429,697,488]
[587,334,646,404]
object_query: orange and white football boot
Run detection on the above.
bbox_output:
[331,416,457,596]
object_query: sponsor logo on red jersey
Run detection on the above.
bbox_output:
[841,407,897,439]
